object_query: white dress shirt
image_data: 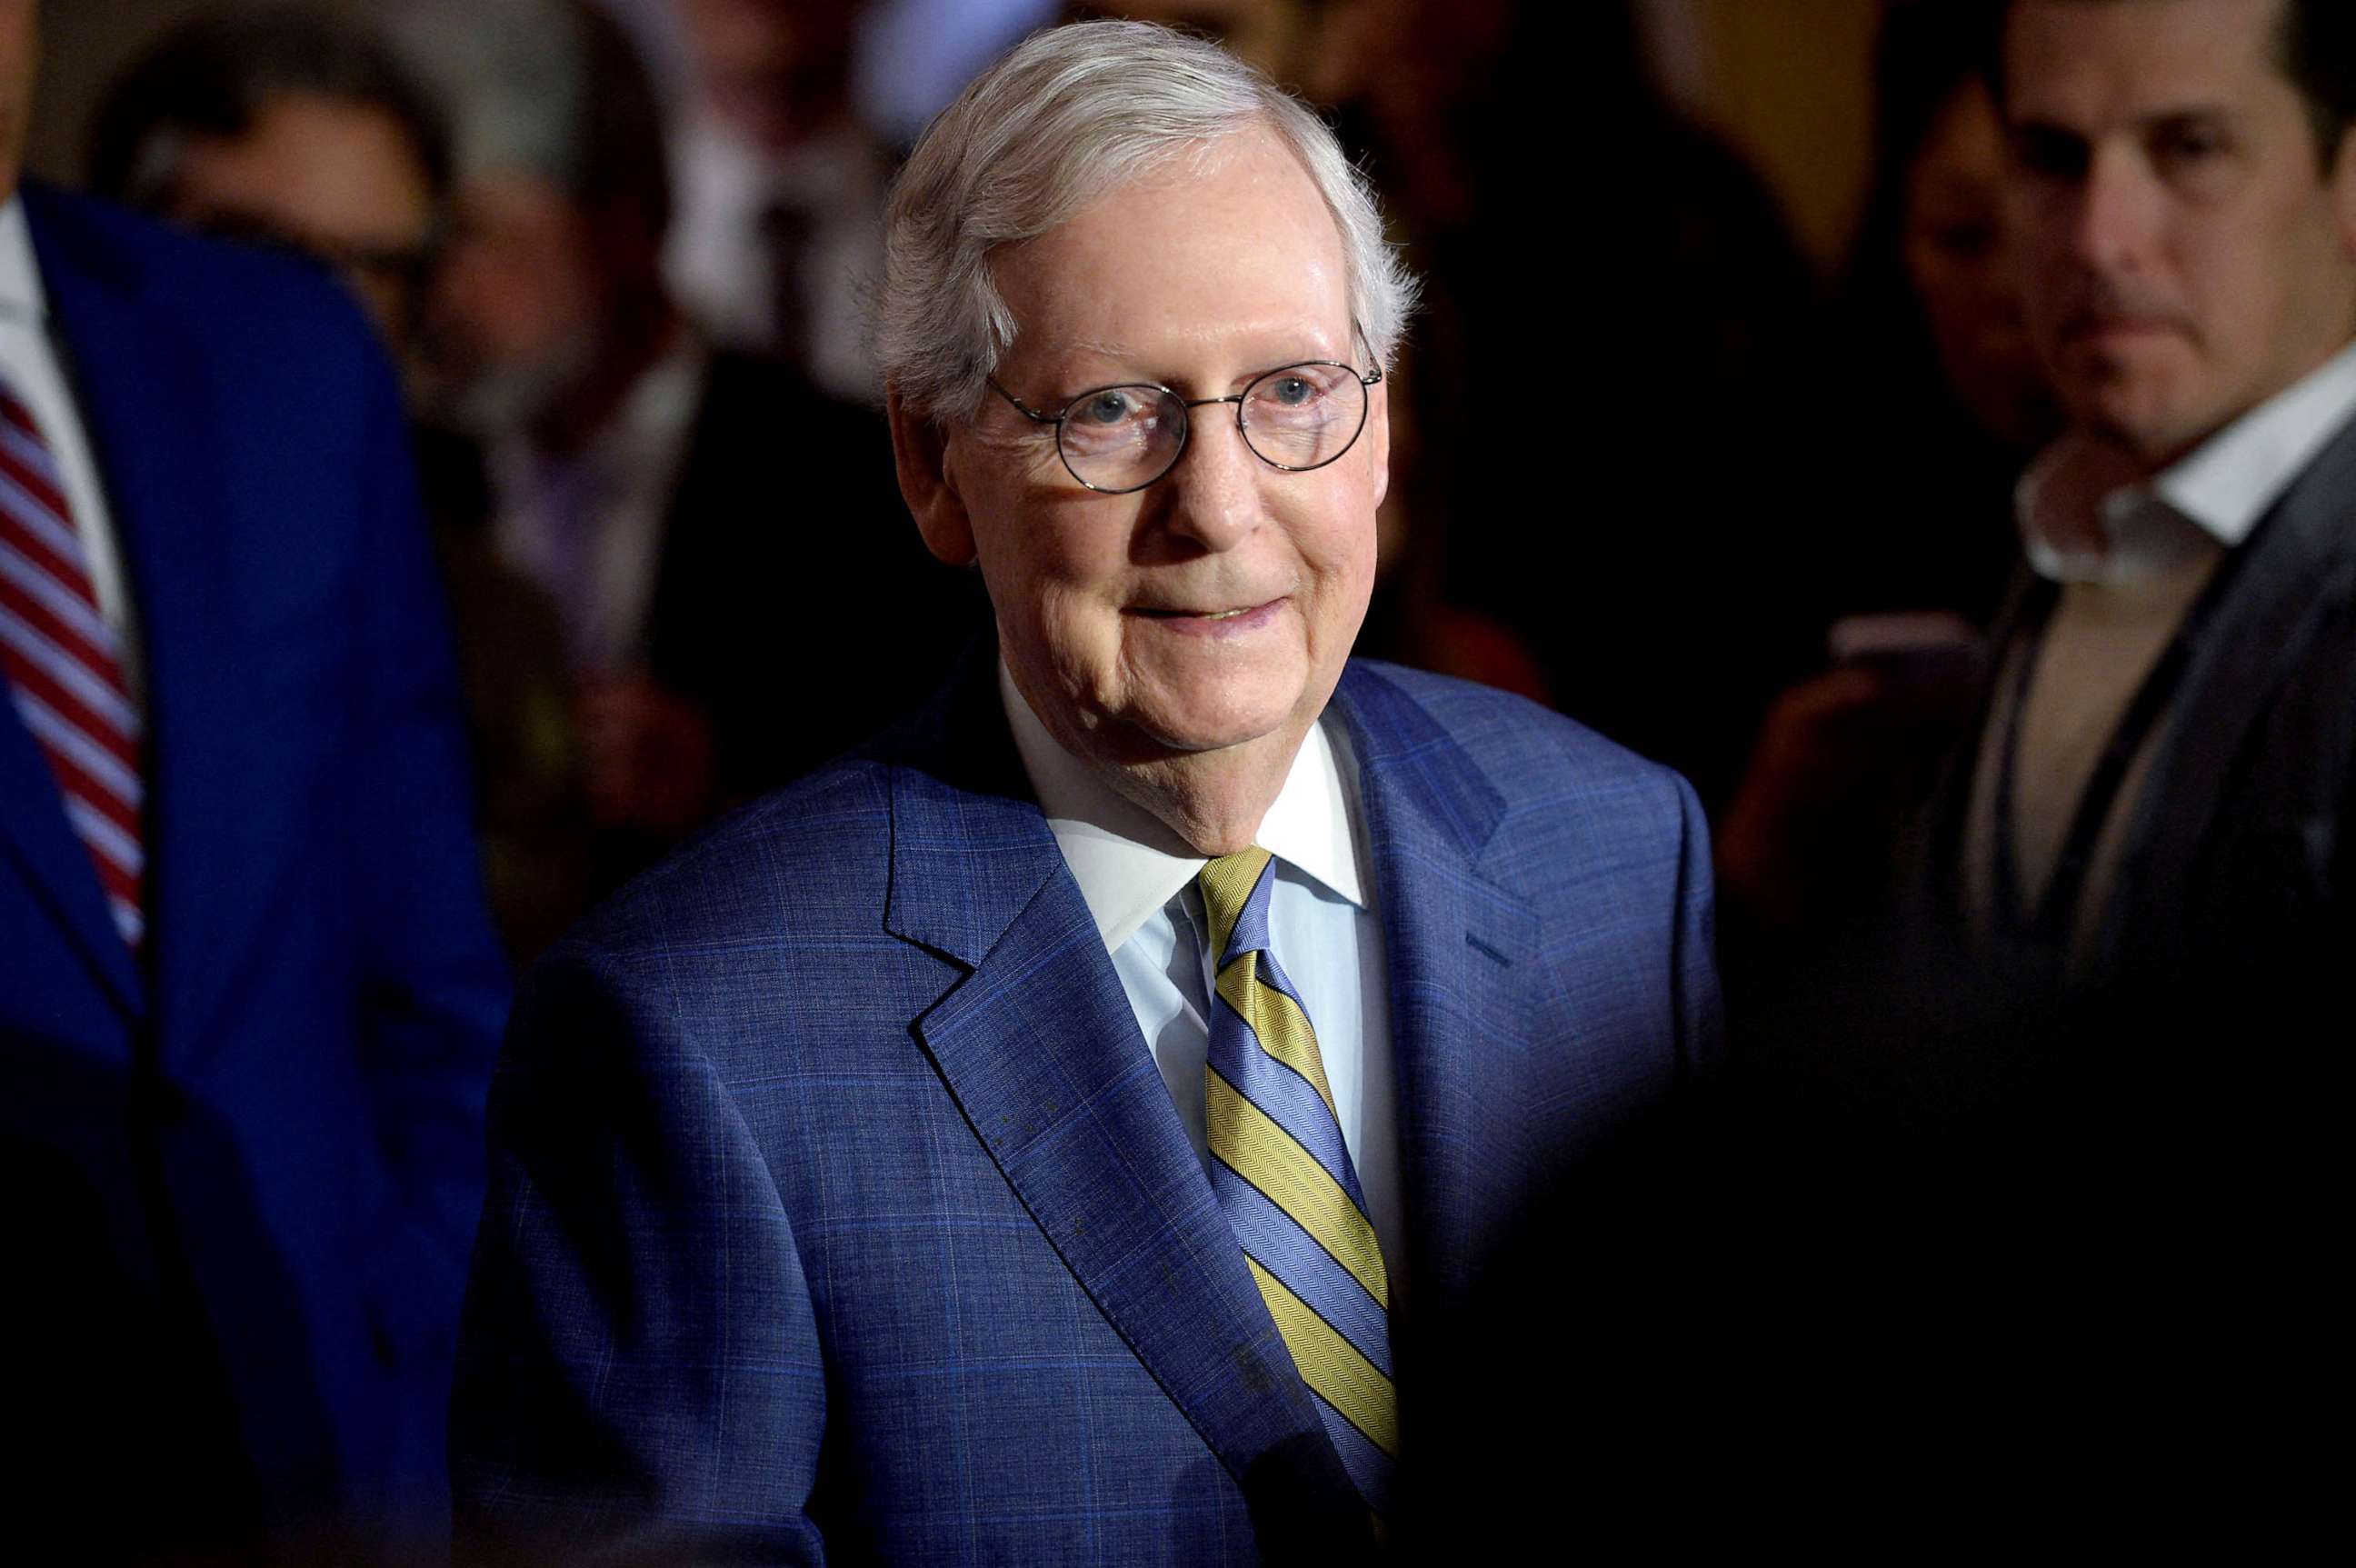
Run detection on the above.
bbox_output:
[0,198,141,694]
[1969,337,2356,953]
[999,664,1405,1292]
[2018,336,2356,584]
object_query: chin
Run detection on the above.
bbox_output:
[1127,704,1297,758]
[2089,394,2213,464]
[2065,367,2201,459]
[1113,677,1312,758]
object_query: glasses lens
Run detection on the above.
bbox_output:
[1238,363,1368,471]
[1058,385,1187,492]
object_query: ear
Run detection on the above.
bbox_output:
[1364,374,1392,513]
[887,386,977,567]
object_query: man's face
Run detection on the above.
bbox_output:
[1,0,35,203]
[162,94,437,355]
[928,126,1386,771]
[424,173,603,434]
[2002,0,2356,464]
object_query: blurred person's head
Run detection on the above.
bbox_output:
[2,0,36,203]
[425,0,675,444]
[1853,1,2057,450]
[1904,80,2055,446]
[878,20,1413,848]
[677,0,862,151]
[87,6,451,355]
[1059,1,1314,85]
[2001,0,2356,468]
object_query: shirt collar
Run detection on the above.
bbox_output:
[2018,337,2356,584]
[0,198,46,324]
[999,660,1368,953]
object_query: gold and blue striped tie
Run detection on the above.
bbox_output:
[1198,847,1396,1515]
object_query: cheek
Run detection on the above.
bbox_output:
[1295,494,1381,633]
[972,504,1135,678]
[2176,232,2281,365]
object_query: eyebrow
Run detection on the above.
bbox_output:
[1037,338,1351,400]
[2011,102,2242,139]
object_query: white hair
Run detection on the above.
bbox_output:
[876,19,1418,423]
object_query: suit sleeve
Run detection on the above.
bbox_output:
[1667,771,1725,1078]
[341,335,514,1359]
[450,942,829,1564]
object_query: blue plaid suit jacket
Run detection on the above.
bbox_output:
[451,654,1720,1564]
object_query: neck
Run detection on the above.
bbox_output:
[1103,724,1311,859]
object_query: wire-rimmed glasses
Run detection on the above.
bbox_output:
[987,345,1383,495]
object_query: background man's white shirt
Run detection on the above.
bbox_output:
[1970,337,2356,952]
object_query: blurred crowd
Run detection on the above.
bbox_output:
[38,0,2060,974]
[8,0,2353,1555]
[35,0,2052,974]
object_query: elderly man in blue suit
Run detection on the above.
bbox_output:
[0,3,508,1559]
[453,19,1718,1563]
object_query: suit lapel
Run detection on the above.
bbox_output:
[2099,413,2356,967]
[883,659,1362,1519]
[27,187,265,1054]
[1329,665,1538,1314]
[1920,566,2052,911]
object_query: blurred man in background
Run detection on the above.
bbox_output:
[663,0,886,399]
[422,0,977,893]
[88,3,448,365]
[88,3,594,966]
[0,0,508,1556]
[1936,0,2356,1001]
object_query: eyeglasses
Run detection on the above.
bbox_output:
[987,344,1383,495]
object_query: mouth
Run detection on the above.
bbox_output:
[1127,597,1287,634]
[1135,597,1282,616]
[2063,314,2187,343]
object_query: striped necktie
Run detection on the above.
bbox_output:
[0,378,145,947]
[1198,846,1396,1516]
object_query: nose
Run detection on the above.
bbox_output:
[1160,407,1262,553]
[2069,140,2160,278]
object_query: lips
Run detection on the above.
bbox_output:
[1127,597,1288,635]
[1132,600,1274,620]
[2067,315,2183,337]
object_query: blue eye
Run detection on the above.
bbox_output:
[1075,390,1140,426]
[1246,365,1347,433]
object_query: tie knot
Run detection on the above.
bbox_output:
[1196,845,1274,972]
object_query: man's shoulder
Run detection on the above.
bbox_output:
[22,182,379,373]
[1343,659,1690,804]
[1341,659,1702,910]
[570,757,904,960]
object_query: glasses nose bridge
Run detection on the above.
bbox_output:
[1173,390,1251,455]
[1178,390,1248,424]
